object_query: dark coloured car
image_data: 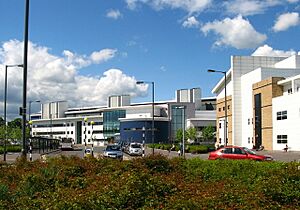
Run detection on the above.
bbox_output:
[208,146,273,161]
[103,144,123,160]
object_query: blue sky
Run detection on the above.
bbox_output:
[0,0,300,118]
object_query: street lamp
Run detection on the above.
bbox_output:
[175,106,185,158]
[208,69,227,146]
[21,0,30,159]
[136,81,155,155]
[3,64,23,161]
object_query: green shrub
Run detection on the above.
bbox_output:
[0,155,299,209]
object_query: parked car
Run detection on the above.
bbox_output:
[208,145,273,161]
[103,144,123,160]
[126,143,143,156]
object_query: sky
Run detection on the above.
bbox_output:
[0,0,300,119]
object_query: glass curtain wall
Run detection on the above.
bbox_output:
[171,105,185,142]
[103,110,126,139]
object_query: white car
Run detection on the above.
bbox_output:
[103,145,123,160]
[127,143,143,156]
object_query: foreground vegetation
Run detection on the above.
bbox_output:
[0,155,299,209]
[149,143,215,154]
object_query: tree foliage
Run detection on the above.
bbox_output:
[186,127,197,141]
[175,128,188,143]
[202,125,215,141]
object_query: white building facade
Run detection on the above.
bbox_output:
[212,55,300,151]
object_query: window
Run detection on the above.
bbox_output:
[228,105,230,110]
[219,123,222,128]
[248,118,250,125]
[277,135,287,144]
[288,88,292,94]
[233,148,245,155]
[218,108,221,112]
[71,131,73,134]
[88,130,91,134]
[224,148,233,154]
[248,137,250,144]
[223,106,225,111]
[277,111,287,120]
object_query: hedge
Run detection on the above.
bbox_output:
[149,143,215,153]
[0,155,299,209]
[0,145,22,154]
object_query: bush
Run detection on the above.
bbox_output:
[0,145,22,154]
[0,155,298,209]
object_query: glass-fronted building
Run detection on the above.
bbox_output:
[103,110,126,139]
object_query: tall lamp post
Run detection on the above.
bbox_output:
[21,0,30,159]
[3,64,23,161]
[208,69,227,146]
[136,81,155,155]
[175,106,185,158]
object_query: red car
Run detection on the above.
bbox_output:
[208,146,273,161]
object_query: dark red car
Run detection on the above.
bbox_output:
[208,146,273,161]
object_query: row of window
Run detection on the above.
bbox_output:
[83,130,103,134]
[83,122,103,126]
[218,105,230,112]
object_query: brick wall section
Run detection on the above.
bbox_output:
[252,77,284,150]
[216,95,232,145]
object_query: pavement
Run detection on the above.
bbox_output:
[1,146,299,163]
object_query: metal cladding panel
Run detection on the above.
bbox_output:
[41,103,50,119]
[120,120,169,143]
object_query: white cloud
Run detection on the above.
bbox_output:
[126,0,212,14]
[272,12,300,32]
[90,49,117,64]
[223,0,299,16]
[252,44,299,56]
[201,15,267,49]
[0,40,147,119]
[106,9,122,19]
[182,16,200,28]
[286,0,299,3]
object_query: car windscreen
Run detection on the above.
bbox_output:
[106,145,121,151]
[130,144,142,148]
[243,147,256,155]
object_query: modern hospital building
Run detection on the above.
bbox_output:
[30,88,216,146]
[212,54,300,151]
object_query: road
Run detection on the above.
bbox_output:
[1,145,300,163]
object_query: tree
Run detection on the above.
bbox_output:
[186,127,197,141]
[0,117,4,127]
[175,128,188,143]
[202,125,215,141]
[8,118,22,128]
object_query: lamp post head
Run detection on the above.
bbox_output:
[208,69,226,74]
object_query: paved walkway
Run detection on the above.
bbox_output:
[145,148,300,162]
[1,148,299,163]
